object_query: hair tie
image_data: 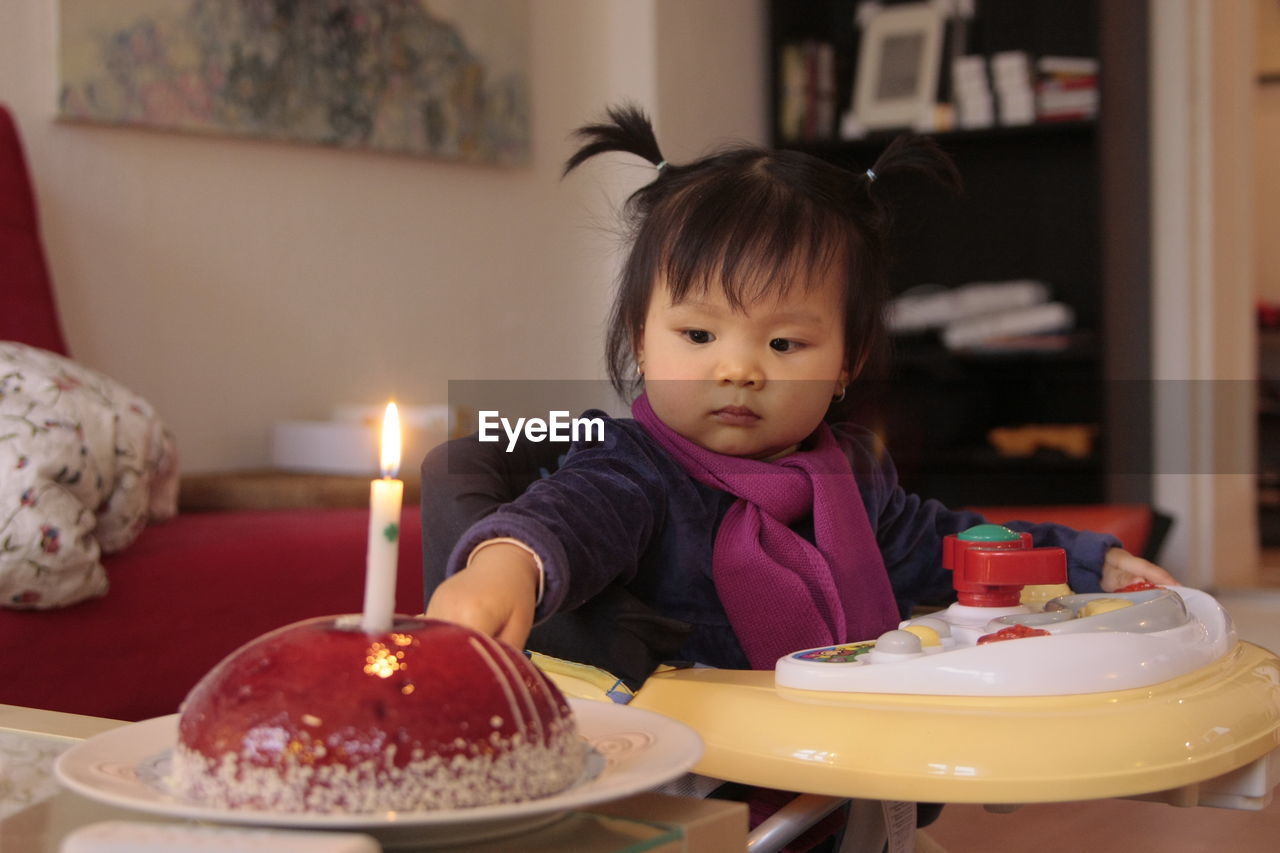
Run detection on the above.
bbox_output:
[655,160,668,173]
[865,168,877,183]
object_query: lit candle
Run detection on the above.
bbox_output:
[363,402,403,633]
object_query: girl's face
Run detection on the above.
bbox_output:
[637,267,850,459]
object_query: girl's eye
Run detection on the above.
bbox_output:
[683,329,714,344]
[770,338,802,352]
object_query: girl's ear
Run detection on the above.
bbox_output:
[845,349,869,383]
[634,330,645,377]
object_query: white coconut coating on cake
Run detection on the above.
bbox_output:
[168,715,584,813]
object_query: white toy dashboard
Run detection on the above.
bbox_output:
[775,524,1236,697]
[775,585,1235,696]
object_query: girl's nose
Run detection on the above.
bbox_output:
[715,354,765,388]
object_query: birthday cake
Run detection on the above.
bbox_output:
[169,615,585,813]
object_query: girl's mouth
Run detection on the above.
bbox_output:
[711,405,761,425]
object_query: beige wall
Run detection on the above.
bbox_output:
[0,0,765,473]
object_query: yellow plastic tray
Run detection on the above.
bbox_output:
[625,641,1280,804]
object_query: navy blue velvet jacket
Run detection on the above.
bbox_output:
[431,413,1118,685]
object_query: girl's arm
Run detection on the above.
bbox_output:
[420,431,564,605]
[426,418,671,642]
[834,424,1169,609]
[426,542,541,648]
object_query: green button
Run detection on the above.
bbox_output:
[957,523,1020,542]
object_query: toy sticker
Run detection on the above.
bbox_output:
[793,641,876,663]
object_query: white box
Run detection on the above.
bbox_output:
[271,420,380,476]
[997,91,1036,125]
[951,55,988,88]
[271,404,473,477]
[990,50,1031,85]
[956,93,995,129]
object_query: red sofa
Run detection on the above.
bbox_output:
[0,104,424,722]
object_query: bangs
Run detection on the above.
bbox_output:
[653,166,852,309]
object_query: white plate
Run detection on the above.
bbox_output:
[55,699,702,848]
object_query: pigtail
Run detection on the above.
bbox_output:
[821,134,958,395]
[866,133,962,194]
[563,103,666,177]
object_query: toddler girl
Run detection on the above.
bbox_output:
[424,104,1174,684]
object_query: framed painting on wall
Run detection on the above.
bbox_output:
[56,0,531,165]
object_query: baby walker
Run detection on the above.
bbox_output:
[562,523,1280,849]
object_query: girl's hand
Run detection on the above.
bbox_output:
[425,543,540,649]
[1100,547,1178,592]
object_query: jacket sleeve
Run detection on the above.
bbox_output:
[444,419,670,623]
[834,424,1120,612]
[421,430,572,608]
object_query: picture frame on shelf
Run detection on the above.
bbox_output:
[848,1,947,132]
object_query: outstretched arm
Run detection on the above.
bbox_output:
[423,417,673,651]
[833,424,1162,601]
[426,542,540,649]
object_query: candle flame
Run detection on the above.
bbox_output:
[380,402,401,478]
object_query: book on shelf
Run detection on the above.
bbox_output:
[778,40,836,143]
[1036,87,1099,121]
[1037,55,1099,77]
[1034,55,1099,121]
[1036,74,1099,90]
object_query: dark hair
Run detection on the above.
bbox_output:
[564,103,960,407]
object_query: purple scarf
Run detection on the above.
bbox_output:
[632,394,899,669]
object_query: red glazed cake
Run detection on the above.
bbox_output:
[169,615,585,813]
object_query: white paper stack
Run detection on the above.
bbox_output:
[888,280,1051,333]
[941,301,1076,349]
[887,279,1076,351]
[991,51,1035,126]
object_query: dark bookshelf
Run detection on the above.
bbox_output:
[1259,330,1280,546]
[785,118,1096,154]
[769,0,1152,508]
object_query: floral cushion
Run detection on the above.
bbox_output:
[0,342,178,608]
